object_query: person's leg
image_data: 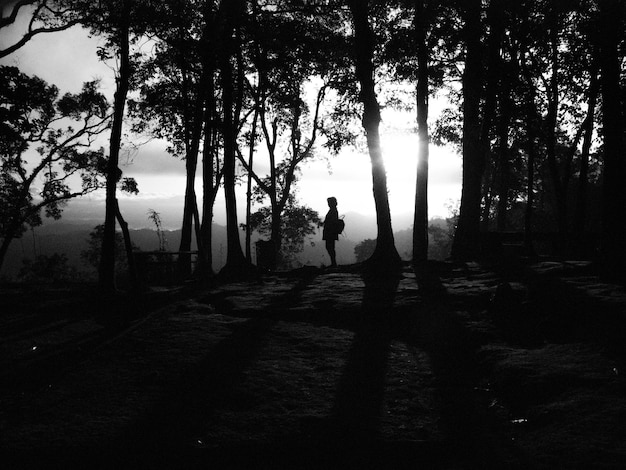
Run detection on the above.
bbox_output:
[326,240,337,267]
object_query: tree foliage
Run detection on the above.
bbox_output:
[0,65,110,271]
[248,196,321,268]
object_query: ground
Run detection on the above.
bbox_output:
[1,259,626,468]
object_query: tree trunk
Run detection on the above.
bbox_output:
[573,67,599,246]
[245,106,259,263]
[115,200,138,291]
[99,3,130,294]
[200,130,217,277]
[218,1,249,278]
[221,56,246,269]
[348,0,401,275]
[412,0,430,264]
[524,83,538,256]
[200,64,219,278]
[496,76,513,232]
[451,0,484,261]
[270,202,282,270]
[545,6,568,237]
[179,162,200,277]
[598,0,626,280]
[178,48,207,278]
[480,161,496,231]
[0,220,20,274]
[0,237,10,273]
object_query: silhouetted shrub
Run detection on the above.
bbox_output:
[19,253,79,283]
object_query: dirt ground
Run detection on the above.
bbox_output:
[1,259,626,469]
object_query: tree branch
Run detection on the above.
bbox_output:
[0,19,81,59]
[235,145,269,193]
[0,0,37,28]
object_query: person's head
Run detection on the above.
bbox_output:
[327,197,337,208]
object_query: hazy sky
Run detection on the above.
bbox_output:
[1,9,462,230]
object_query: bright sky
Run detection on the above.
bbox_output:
[1,13,462,231]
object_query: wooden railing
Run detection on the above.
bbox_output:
[133,251,199,286]
[480,232,600,258]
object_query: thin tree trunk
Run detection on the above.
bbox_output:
[245,106,259,263]
[496,79,513,232]
[0,222,19,273]
[573,67,598,244]
[545,5,567,237]
[348,0,401,274]
[200,146,214,275]
[412,0,430,264]
[192,199,203,275]
[179,161,199,276]
[478,0,503,235]
[598,0,626,280]
[99,3,130,294]
[480,161,497,231]
[178,52,206,277]
[200,67,219,277]
[451,0,484,261]
[270,204,281,270]
[115,200,138,290]
[524,86,537,256]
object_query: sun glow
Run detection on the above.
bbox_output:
[381,132,462,221]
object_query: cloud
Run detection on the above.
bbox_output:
[1,19,114,96]
[120,139,186,176]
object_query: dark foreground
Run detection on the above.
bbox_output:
[1,260,626,469]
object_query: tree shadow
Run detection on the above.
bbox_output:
[330,275,398,443]
[115,316,275,466]
[110,269,323,467]
[406,273,526,468]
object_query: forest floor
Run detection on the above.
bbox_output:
[1,258,626,469]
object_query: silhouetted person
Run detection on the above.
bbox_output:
[323,196,339,267]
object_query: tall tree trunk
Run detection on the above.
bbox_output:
[598,0,626,280]
[218,0,249,278]
[221,55,247,270]
[178,48,207,278]
[523,80,538,255]
[545,6,568,237]
[245,107,259,263]
[573,69,598,242]
[348,0,401,274]
[99,3,130,294]
[194,0,220,279]
[496,76,513,232]
[200,135,217,276]
[199,91,215,276]
[412,0,430,264]
[477,0,504,234]
[451,0,484,261]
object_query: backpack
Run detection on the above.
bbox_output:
[336,218,345,234]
